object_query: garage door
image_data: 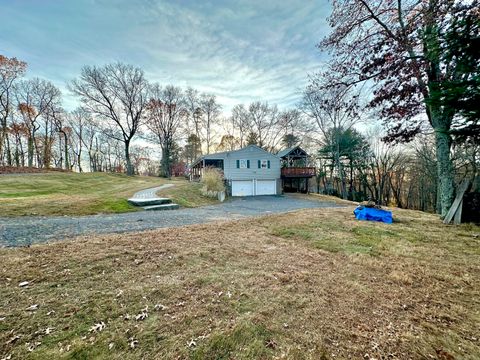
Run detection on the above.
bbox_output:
[256,180,276,195]
[231,180,254,196]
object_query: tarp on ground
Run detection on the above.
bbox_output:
[354,206,393,224]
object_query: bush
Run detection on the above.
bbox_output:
[201,168,225,194]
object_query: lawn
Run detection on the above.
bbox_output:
[0,172,214,216]
[0,206,479,359]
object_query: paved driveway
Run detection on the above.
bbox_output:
[0,195,338,247]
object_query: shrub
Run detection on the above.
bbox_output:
[201,167,225,194]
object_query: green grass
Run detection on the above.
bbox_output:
[157,181,219,208]
[191,321,273,360]
[270,215,418,256]
[0,172,214,216]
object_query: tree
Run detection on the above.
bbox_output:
[183,133,202,165]
[282,134,300,148]
[303,83,361,198]
[16,78,61,167]
[70,63,149,175]
[216,134,239,152]
[145,84,186,178]
[200,93,221,154]
[247,101,279,150]
[231,104,249,148]
[67,107,92,172]
[185,87,203,144]
[0,55,27,166]
[319,0,479,216]
[319,127,368,199]
[246,131,259,146]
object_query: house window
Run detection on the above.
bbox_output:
[258,159,271,169]
[237,159,250,169]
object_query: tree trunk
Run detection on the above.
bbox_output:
[63,133,69,170]
[27,136,34,167]
[124,140,134,175]
[161,145,171,178]
[434,128,455,217]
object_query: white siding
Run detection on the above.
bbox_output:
[223,146,280,181]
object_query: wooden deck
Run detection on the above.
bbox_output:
[281,167,316,178]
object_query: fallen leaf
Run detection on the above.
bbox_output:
[27,341,41,352]
[135,311,148,321]
[6,335,21,345]
[187,339,197,348]
[26,304,39,311]
[265,339,277,349]
[154,304,168,311]
[89,321,106,333]
[129,338,138,349]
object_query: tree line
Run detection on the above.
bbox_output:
[0,58,310,177]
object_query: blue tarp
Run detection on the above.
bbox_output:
[354,206,393,224]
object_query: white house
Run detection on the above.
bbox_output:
[191,145,281,196]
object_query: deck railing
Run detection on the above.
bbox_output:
[281,167,316,177]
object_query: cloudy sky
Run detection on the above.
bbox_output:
[0,0,331,113]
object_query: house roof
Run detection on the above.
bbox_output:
[277,146,309,159]
[192,145,277,167]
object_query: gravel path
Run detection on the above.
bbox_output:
[0,195,339,247]
[130,184,174,199]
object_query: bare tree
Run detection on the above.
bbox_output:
[0,55,27,166]
[231,104,249,148]
[185,87,202,142]
[67,107,92,172]
[70,63,149,175]
[199,93,221,154]
[16,78,61,167]
[145,84,186,177]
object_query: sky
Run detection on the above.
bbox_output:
[0,0,331,114]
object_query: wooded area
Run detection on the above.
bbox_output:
[0,0,478,216]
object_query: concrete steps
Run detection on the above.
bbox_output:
[128,196,179,211]
[143,203,180,211]
[127,197,172,207]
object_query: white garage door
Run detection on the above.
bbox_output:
[256,180,276,195]
[231,180,254,196]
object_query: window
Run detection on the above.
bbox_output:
[237,159,249,169]
[258,159,270,169]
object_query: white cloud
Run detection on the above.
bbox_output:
[0,0,331,114]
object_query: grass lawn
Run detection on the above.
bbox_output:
[156,181,219,208]
[0,172,215,216]
[0,206,479,359]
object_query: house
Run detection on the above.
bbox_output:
[191,145,281,196]
[278,146,316,193]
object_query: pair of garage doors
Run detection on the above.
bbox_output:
[231,179,276,196]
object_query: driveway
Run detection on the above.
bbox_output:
[0,195,338,247]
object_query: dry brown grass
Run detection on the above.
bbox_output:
[1,206,479,359]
